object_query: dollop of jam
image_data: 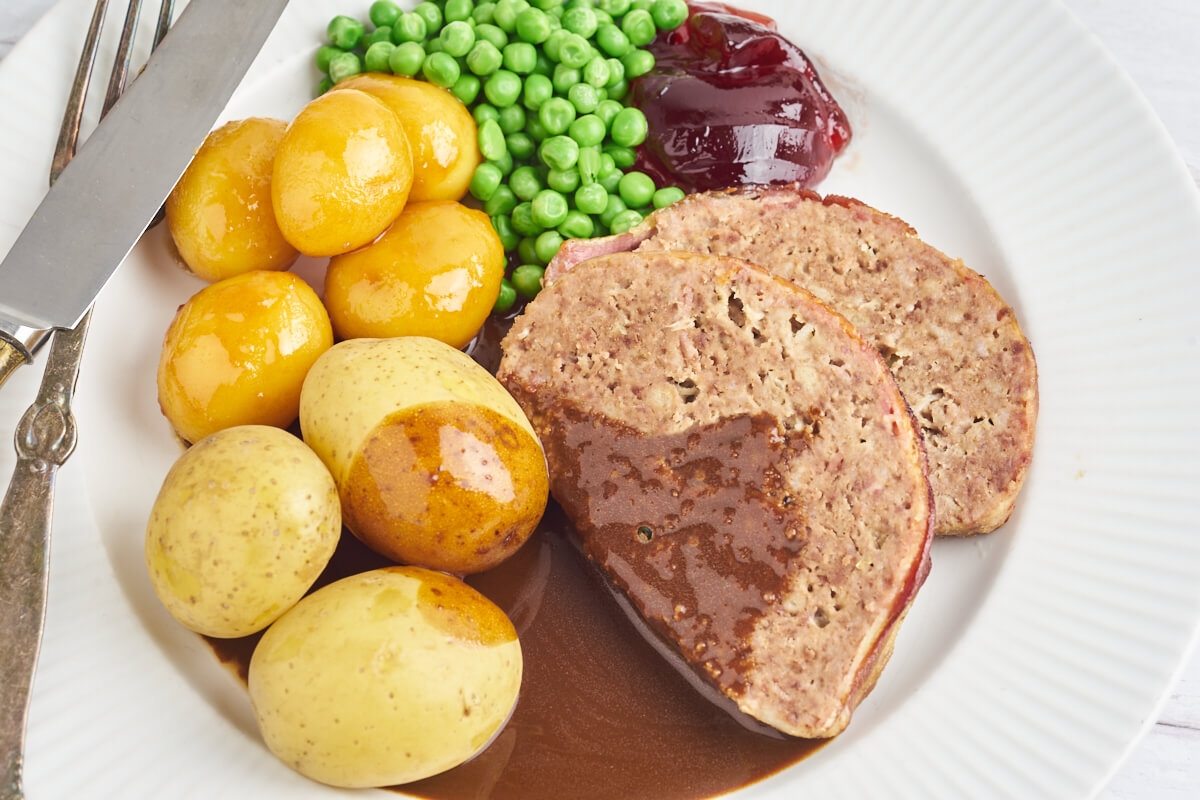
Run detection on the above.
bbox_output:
[632,2,851,192]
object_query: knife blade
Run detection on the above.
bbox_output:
[0,0,292,383]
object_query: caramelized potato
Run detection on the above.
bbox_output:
[249,567,522,787]
[157,270,333,443]
[165,118,298,282]
[337,73,480,202]
[324,200,504,349]
[271,89,413,257]
[299,337,548,575]
[145,425,340,638]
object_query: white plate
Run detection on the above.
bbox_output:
[2,0,1199,797]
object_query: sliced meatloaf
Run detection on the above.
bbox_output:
[546,186,1039,536]
[498,251,933,738]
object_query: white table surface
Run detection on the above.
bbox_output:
[1,1,1198,798]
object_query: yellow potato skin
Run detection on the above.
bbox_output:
[337,73,480,202]
[299,337,548,574]
[324,200,504,349]
[157,270,334,444]
[145,426,341,638]
[271,88,413,257]
[248,566,522,788]
[165,118,299,282]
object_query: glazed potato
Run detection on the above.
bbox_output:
[271,88,413,257]
[299,337,548,574]
[324,200,504,348]
[336,73,480,201]
[249,566,522,787]
[157,270,333,444]
[165,118,299,282]
[145,426,340,638]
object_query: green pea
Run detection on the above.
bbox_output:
[484,69,523,106]
[315,45,341,73]
[605,56,625,87]
[388,42,426,76]
[474,23,509,49]
[653,186,686,208]
[532,0,564,10]
[564,84,598,114]
[493,278,518,313]
[618,171,655,208]
[450,74,482,104]
[568,114,606,146]
[540,135,580,170]
[547,167,580,193]
[595,23,630,57]
[392,12,428,44]
[515,7,552,43]
[609,208,644,233]
[370,1,402,28]
[486,186,519,216]
[477,118,507,161]
[621,9,656,46]
[511,202,543,236]
[599,0,632,14]
[575,183,608,214]
[592,7,614,25]
[594,98,623,127]
[651,0,688,30]
[514,77,546,111]
[445,0,476,22]
[502,42,536,73]
[577,145,602,184]
[622,48,655,78]
[558,32,593,68]
[511,165,543,201]
[506,131,536,159]
[512,264,546,299]
[362,41,395,73]
[422,52,461,87]
[599,194,627,226]
[526,117,550,141]
[474,3,498,25]
[597,164,622,193]
[605,144,638,169]
[552,67,581,97]
[533,51,555,76]
[327,15,364,49]
[470,163,505,201]
[329,51,362,83]
[581,55,611,88]
[365,26,394,48]
[317,76,334,95]
[413,2,443,32]
[467,40,504,75]
[535,230,564,262]
[493,0,525,32]
[562,6,598,37]
[558,209,595,239]
[491,214,520,250]
[518,236,541,266]
[473,104,501,128]
[489,149,515,176]
[543,29,568,62]
[606,79,628,99]
[632,0,654,11]
[426,37,445,54]
[498,103,527,133]
[440,21,477,57]
[609,107,648,147]
[539,97,577,135]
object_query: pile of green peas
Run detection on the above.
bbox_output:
[315,0,691,312]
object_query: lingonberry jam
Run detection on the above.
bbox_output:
[632,2,851,192]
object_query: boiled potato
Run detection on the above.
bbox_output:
[165,118,299,282]
[145,425,340,638]
[337,73,480,202]
[299,337,548,574]
[157,270,333,444]
[271,88,413,257]
[323,200,504,348]
[249,566,521,787]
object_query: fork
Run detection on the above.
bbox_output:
[0,1,174,797]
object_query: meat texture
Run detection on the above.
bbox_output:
[499,251,933,737]
[546,186,1038,536]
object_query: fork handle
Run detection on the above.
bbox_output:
[0,315,86,800]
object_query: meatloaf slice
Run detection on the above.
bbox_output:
[498,251,933,738]
[545,186,1039,536]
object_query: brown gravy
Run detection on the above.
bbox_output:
[206,313,823,799]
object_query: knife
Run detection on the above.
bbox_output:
[0,0,293,388]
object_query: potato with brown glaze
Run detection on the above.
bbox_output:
[165,118,299,282]
[299,336,548,575]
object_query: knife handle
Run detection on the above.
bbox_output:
[0,340,29,392]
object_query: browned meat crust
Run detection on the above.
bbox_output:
[546,186,1039,536]
[499,251,933,737]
